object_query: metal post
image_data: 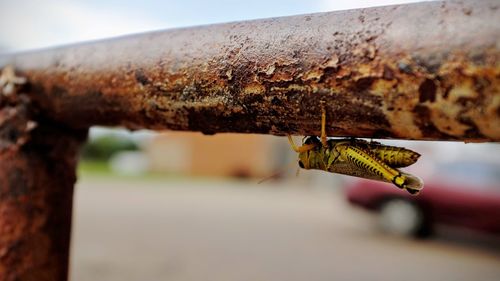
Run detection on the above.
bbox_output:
[0,127,86,281]
[1,67,87,280]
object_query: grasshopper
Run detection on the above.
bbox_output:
[288,108,423,195]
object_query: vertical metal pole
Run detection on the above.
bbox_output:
[0,105,87,280]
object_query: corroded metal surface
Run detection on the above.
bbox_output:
[1,0,498,141]
[0,125,86,281]
[0,67,88,280]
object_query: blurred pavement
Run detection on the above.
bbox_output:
[71,178,500,281]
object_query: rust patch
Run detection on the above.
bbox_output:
[418,78,437,102]
[413,104,452,139]
[413,54,443,74]
[397,62,413,74]
[134,68,150,85]
[0,66,26,97]
[0,66,35,152]
[187,107,270,135]
[382,65,395,80]
[353,77,375,92]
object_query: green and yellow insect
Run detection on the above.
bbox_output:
[288,109,423,195]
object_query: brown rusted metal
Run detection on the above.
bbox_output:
[0,67,88,280]
[0,1,498,280]
[0,0,499,141]
[0,126,86,281]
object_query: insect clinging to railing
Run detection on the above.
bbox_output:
[288,107,423,195]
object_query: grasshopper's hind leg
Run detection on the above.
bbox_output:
[342,145,423,195]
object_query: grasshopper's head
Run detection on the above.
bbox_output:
[298,152,309,169]
[297,136,322,170]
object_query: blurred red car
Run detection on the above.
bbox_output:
[345,161,500,237]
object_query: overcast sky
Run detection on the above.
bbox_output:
[0,0,427,52]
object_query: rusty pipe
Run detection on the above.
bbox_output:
[0,0,499,142]
[0,63,87,280]
[0,123,87,281]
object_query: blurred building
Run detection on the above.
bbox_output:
[144,132,291,178]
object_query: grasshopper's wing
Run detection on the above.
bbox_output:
[328,161,389,182]
[328,161,424,194]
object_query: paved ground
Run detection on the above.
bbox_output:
[71,177,500,281]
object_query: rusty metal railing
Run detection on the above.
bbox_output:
[0,0,499,280]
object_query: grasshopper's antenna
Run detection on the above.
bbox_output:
[320,102,328,148]
[257,171,282,184]
[258,160,297,184]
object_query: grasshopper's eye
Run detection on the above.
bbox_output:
[298,160,305,168]
[304,136,320,145]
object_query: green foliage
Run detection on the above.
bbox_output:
[81,135,139,161]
